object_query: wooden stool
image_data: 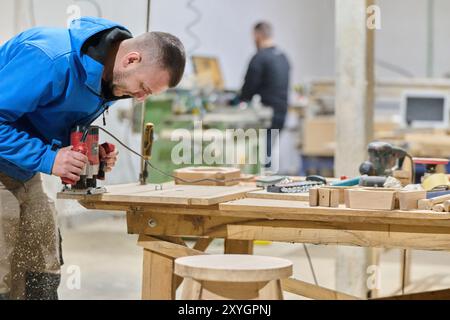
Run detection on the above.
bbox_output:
[174,254,293,300]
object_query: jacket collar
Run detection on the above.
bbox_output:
[68,17,132,96]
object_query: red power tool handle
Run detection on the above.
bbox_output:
[61,143,88,185]
[98,142,116,180]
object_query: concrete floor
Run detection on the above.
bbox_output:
[58,212,450,300]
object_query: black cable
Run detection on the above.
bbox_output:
[186,0,202,55]
[96,126,247,184]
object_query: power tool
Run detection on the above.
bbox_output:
[61,125,115,195]
[358,141,415,187]
[359,141,408,177]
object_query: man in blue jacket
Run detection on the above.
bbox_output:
[0,16,185,299]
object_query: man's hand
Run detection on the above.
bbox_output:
[99,144,118,172]
[52,146,88,181]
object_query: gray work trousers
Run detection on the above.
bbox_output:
[0,173,61,300]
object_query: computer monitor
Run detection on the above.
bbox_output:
[191,56,225,90]
[400,91,449,128]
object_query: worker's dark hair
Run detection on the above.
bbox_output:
[135,32,186,88]
[254,21,273,39]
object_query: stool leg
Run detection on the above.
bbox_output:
[181,278,203,300]
[200,281,262,300]
[258,279,284,300]
[142,249,176,300]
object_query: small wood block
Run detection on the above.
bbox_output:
[329,189,340,208]
[318,188,331,207]
[443,200,450,212]
[398,190,427,211]
[347,188,398,210]
[418,199,432,210]
[344,189,351,208]
[326,186,355,204]
[173,167,241,186]
[432,204,445,212]
[309,188,319,207]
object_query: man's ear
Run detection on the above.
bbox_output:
[122,52,142,68]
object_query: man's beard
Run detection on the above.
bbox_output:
[102,70,131,101]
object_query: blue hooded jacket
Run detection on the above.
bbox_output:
[0,17,131,181]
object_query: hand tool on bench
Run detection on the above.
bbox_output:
[139,122,154,185]
[267,175,326,193]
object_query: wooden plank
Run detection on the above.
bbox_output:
[190,185,261,205]
[246,189,309,202]
[130,212,450,251]
[192,238,214,252]
[131,213,247,238]
[57,182,174,200]
[73,183,259,205]
[142,249,176,300]
[281,277,360,300]
[219,198,450,227]
[82,198,450,228]
[225,224,450,251]
[138,234,205,259]
[374,288,450,300]
[224,239,254,254]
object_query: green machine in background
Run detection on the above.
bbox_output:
[136,93,188,184]
[135,90,268,184]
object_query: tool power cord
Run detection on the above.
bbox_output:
[96,127,246,184]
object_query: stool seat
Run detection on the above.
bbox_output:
[174,254,293,282]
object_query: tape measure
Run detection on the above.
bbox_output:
[422,173,450,191]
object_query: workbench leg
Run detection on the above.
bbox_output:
[142,248,177,300]
[224,239,254,254]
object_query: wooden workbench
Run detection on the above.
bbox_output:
[64,182,450,300]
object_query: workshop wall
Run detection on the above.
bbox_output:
[150,0,335,90]
[376,0,450,78]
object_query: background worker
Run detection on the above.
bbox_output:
[0,16,185,300]
[239,21,291,169]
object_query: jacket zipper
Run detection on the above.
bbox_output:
[84,85,109,127]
